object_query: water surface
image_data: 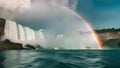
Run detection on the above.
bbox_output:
[0,50,120,68]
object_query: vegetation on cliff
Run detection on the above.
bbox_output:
[102,39,120,48]
[0,39,23,50]
[96,28,120,48]
[96,28,120,33]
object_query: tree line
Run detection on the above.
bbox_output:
[96,28,120,33]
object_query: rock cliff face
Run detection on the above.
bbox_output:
[0,39,23,50]
[0,18,5,40]
[96,29,120,40]
[0,18,23,50]
[96,29,120,48]
[97,32,120,40]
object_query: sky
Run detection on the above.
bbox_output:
[76,0,120,29]
[3,0,119,30]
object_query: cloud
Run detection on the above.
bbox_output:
[0,0,31,20]
[15,0,84,30]
[16,0,78,19]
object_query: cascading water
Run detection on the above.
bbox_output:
[4,20,45,48]
[1,0,102,49]
[17,24,26,41]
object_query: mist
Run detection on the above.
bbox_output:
[0,0,31,20]
[1,0,100,49]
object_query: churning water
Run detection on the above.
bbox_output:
[0,50,120,68]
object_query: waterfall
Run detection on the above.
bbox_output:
[4,20,45,47]
[17,24,26,41]
[24,27,36,41]
[0,0,102,49]
[3,19,101,49]
[4,20,18,41]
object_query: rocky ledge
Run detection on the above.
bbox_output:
[96,28,120,48]
[0,39,23,50]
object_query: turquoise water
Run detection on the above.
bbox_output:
[0,50,120,68]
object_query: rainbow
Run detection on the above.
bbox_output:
[78,15,103,49]
[60,6,103,49]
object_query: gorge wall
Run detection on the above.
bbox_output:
[96,29,120,40]
[96,29,120,48]
[0,18,5,40]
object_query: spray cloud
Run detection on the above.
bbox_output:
[0,0,31,20]
[1,0,101,49]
